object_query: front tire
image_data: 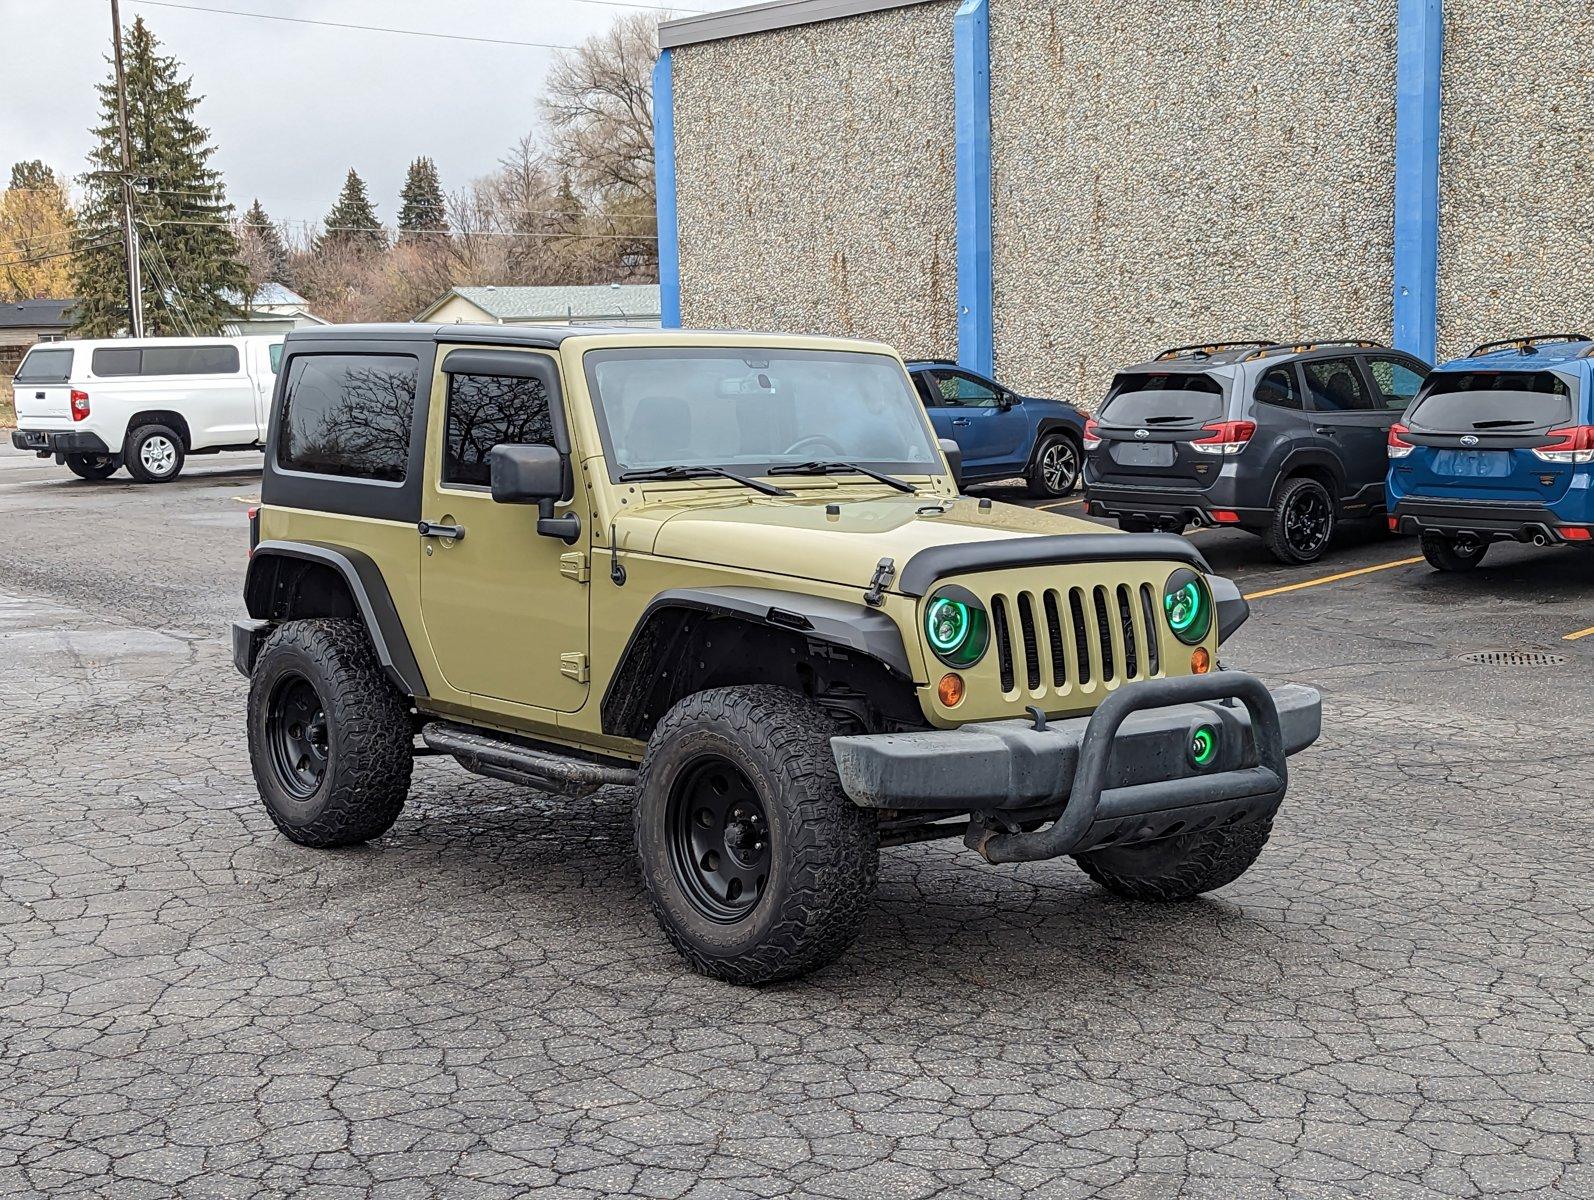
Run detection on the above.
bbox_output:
[1263,476,1336,564]
[65,453,120,481]
[124,423,185,483]
[634,686,879,985]
[1027,433,1081,498]
[1073,816,1274,901]
[247,618,413,847]
[1421,533,1488,572]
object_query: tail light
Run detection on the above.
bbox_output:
[1190,420,1255,456]
[1388,423,1415,458]
[1082,417,1101,450]
[247,505,260,554]
[70,390,90,422]
[1532,425,1594,465]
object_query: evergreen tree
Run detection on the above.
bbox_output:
[318,169,387,256]
[241,198,288,282]
[70,17,244,336]
[9,160,59,192]
[397,156,447,242]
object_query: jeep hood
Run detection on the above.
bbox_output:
[625,492,1110,591]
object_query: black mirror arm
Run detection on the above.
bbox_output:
[536,498,582,544]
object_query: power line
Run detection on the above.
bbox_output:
[125,1,577,50]
[0,241,119,271]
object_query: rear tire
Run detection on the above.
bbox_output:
[1421,533,1488,572]
[1026,434,1081,498]
[247,618,413,847]
[634,686,879,985]
[65,453,119,481]
[1263,476,1336,564]
[124,423,185,483]
[1073,816,1274,901]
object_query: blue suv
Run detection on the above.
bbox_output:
[906,360,1089,498]
[1389,334,1594,571]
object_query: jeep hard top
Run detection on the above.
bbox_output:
[235,324,1321,984]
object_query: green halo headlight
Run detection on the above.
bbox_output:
[924,588,989,667]
[1190,725,1218,768]
[1162,568,1213,645]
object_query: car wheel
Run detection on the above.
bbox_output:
[1027,434,1081,498]
[1073,815,1274,901]
[124,423,185,483]
[1263,477,1336,564]
[65,453,120,481]
[247,618,414,847]
[634,685,879,985]
[1421,533,1488,572]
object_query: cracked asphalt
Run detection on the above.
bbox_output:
[0,444,1590,1199]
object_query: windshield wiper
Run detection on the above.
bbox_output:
[618,465,792,497]
[767,460,918,494]
[1471,419,1534,429]
[1143,414,1196,424]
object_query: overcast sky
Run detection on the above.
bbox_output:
[0,0,739,232]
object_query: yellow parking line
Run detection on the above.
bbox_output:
[1040,498,1084,511]
[1563,625,1594,642]
[1243,556,1425,601]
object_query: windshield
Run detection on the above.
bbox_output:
[15,347,73,384]
[1100,372,1225,426]
[583,347,944,478]
[1407,371,1575,433]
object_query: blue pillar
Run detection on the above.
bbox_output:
[954,0,992,376]
[1393,0,1442,362]
[653,48,682,329]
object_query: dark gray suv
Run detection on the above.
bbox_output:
[1082,340,1431,564]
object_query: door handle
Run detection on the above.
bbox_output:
[951,418,972,427]
[1315,427,1336,436]
[417,520,465,542]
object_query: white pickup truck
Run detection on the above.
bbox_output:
[9,335,283,482]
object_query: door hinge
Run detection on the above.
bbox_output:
[560,652,589,683]
[559,551,589,584]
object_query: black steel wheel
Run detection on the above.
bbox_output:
[1263,476,1336,565]
[668,756,770,923]
[1027,433,1081,498]
[265,673,330,799]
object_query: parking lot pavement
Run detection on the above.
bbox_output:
[2,450,1591,1199]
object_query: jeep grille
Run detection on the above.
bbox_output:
[987,583,1162,697]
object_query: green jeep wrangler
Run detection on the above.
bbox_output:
[234,325,1321,984]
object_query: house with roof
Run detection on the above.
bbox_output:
[221,283,326,336]
[1,298,75,390]
[415,284,661,327]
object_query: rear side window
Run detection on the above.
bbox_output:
[268,343,283,373]
[1102,372,1224,425]
[277,354,418,482]
[14,347,73,383]
[1254,366,1304,410]
[1408,371,1574,433]
[1303,359,1375,412]
[92,347,142,376]
[1364,356,1425,411]
[443,372,555,487]
[89,344,240,376]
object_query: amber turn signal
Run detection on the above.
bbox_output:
[1190,647,1211,674]
[937,672,965,707]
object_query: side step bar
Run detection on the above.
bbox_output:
[420,722,638,798]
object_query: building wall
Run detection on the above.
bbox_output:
[671,0,959,357]
[1435,1,1593,360]
[425,295,497,325]
[989,1,1399,405]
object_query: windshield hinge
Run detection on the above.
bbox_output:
[864,557,896,608]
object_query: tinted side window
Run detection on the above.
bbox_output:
[15,347,73,383]
[1303,358,1375,412]
[277,354,417,482]
[92,347,142,376]
[932,370,1000,408]
[268,343,283,373]
[1364,356,1424,411]
[141,345,239,376]
[1254,366,1304,410]
[443,373,555,487]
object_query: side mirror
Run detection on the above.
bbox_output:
[937,437,964,493]
[489,443,581,543]
[996,391,1016,411]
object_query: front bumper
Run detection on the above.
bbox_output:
[11,429,112,459]
[1390,497,1581,545]
[832,672,1320,863]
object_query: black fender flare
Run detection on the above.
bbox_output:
[1027,418,1083,467]
[1267,449,1346,508]
[244,540,426,697]
[601,586,915,737]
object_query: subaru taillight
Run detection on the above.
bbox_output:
[1083,416,1101,450]
[1388,422,1415,458]
[70,390,90,422]
[1532,425,1594,465]
[1190,419,1255,456]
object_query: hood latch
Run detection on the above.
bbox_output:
[863,557,896,608]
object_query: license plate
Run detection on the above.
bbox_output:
[1111,441,1176,468]
[1434,449,1509,478]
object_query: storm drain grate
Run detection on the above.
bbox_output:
[1457,650,1569,667]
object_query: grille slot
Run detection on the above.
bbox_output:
[1139,583,1161,676]
[1043,591,1067,688]
[1017,593,1042,690]
[1117,584,1138,680]
[991,595,1015,692]
[1092,587,1116,680]
[1069,588,1089,686]
[985,579,1163,698]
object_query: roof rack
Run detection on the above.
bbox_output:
[1155,340,1275,361]
[1468,333,1592,358]
[1241,339,1385,361]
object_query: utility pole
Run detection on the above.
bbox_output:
[110,0,145,338]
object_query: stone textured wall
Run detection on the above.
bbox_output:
[672,1,958,358]
[1436,1,1594,361]
[989,2,1399,406]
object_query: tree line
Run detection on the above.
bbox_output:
[0,14,661,335]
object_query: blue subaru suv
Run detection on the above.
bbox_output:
[1389,334,1594,571]
[906,360,1089,498]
